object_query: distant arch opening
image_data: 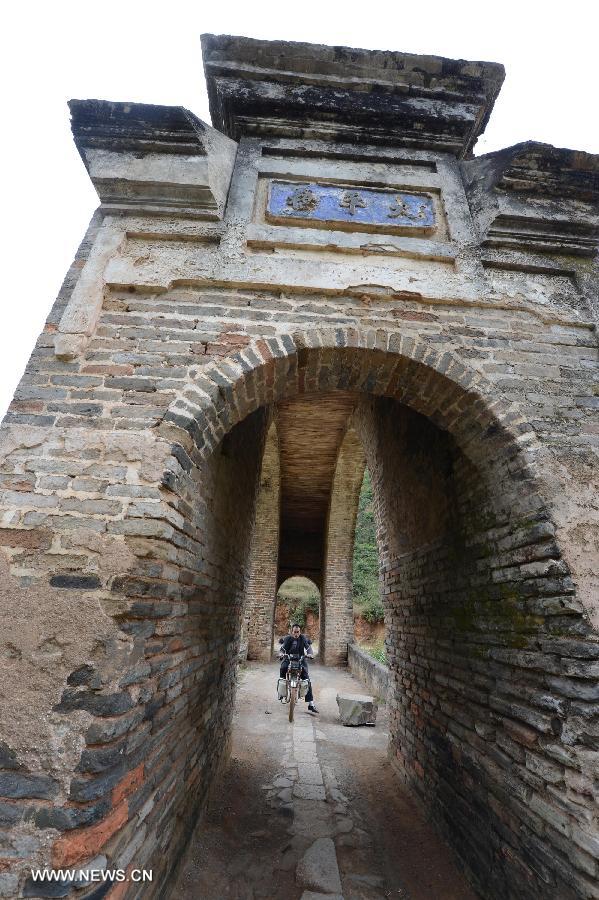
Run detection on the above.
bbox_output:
[274,576,320,655]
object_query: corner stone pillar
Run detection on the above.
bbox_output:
[321,426,366,665]
[244,422,281,660]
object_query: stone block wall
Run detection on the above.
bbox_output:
[347,642,390,700]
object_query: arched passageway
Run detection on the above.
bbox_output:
[133,329,592,898]
[4,330,596,900]
[244,408,366,666]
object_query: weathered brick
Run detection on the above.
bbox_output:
[52,801,128,867]
[54,690,134,717]
[22,874,72,897]
[34,798,112,831]
[0,772,59,800]
[106,378,157,392]
[112,764,144,806]
[49,575,102,590]
[0,802,25,825]
[0,744,22,770]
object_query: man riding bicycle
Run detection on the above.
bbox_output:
[279,623,319,714]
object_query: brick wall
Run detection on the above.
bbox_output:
[0,286,597,897]
[354,396,597,899]
[244,420,281,661]
[321,426,365,665]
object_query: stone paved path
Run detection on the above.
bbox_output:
[172,662,477,900]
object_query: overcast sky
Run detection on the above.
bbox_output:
[1,0,597,418]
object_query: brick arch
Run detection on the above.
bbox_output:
[159,326,542,490]
[145,326,599,898]
[14,327,596,900]
[159,324,550,670]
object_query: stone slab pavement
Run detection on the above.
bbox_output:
[171,661,477,900]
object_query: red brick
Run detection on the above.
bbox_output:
[503,720,539,748]
[106,879,130,899]
[167,638,185,652]
[112,763,144,806]
[52,801,128,868]
[9,401,43,413]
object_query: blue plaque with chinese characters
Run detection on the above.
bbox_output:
[266,181,435,235]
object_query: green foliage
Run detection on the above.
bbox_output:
[288,595,319,629]
[277,577,320,629]
[361,595,385,624]
[367,641,387,665]
[352,469,384,623]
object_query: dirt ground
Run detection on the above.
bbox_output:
[171,662,478,900]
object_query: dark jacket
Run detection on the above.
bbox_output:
[280,634,312,657]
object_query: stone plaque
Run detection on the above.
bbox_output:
[266,181,435,234]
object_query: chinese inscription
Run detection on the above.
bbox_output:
[388,197,429,221]
[286,186,319,212]
[267,182,435,233]
[339,190,367,216]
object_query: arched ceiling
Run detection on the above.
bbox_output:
[275,391,358,586]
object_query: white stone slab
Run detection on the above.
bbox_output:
[293,783,327,801]
[298,764,324,786]
[296,837,343,894]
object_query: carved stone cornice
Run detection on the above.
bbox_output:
[201,34,505,158]
[462,142,599,257]
[68,99,237,219]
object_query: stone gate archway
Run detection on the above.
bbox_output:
[1,327,597,900]
[153,329,596,898]
[1,29,598,900]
